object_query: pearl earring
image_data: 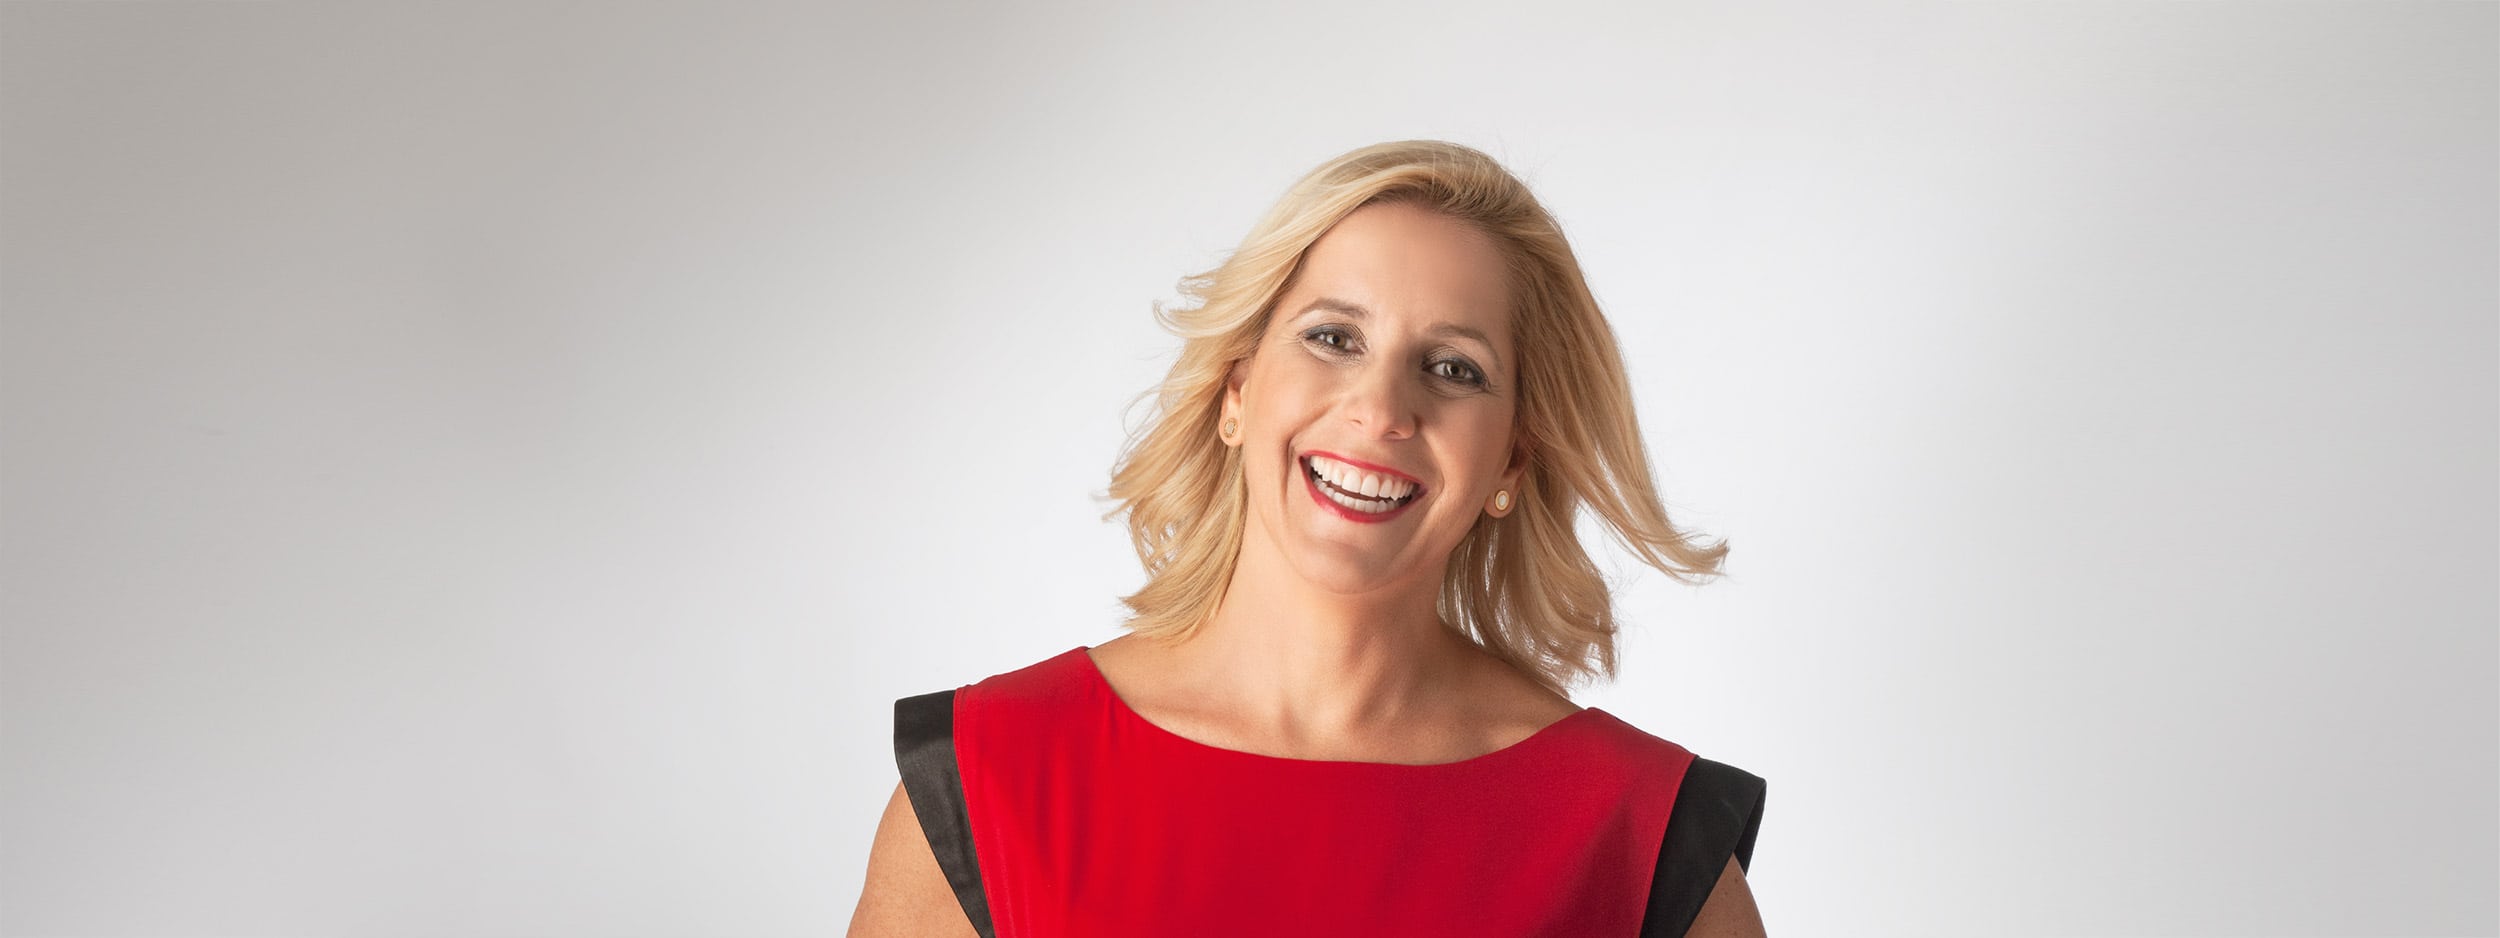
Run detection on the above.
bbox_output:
[1222,417,1238,440]
[1492,490,1511,512]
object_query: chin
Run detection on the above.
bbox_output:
[1300,568,1400,597]
[1282,536,1436,597]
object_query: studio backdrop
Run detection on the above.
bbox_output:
[2,3,2492,936]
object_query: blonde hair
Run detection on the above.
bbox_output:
[1102,140,1728,697]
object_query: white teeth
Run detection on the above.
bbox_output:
[1321,484,1359,510]
[1321,479,1390,513]
[1305,455,1419,511]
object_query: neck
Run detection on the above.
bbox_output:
[1166,519,1476,743]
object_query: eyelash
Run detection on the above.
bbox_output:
[1301,326,1489,389]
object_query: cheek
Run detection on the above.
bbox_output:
[1245,357,1336,422]
[1451,405,1518,465]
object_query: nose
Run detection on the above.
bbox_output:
[1340,358,1420,440]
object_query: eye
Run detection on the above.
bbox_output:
[1302,325,1357,353]
[1430,357,1487,387]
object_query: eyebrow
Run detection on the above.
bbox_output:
[1291,297,1505,373]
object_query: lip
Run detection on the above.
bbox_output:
[1299,450,1425,524]
[1300,450,1424,487]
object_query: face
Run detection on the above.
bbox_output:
[1220,200,1529,596]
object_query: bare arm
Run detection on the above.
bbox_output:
[1684,855,1767,938]
[845,781,980,938]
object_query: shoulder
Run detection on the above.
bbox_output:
[1586,711,1767,826]
[909,645,1111,765]
[1571,707,1696,761]
[945,645,1095,707]
[1587,708,1764,811]
[1523,706,1703,807]
[892,645,1097,766]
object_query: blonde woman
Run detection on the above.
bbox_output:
[849,140,1767,938]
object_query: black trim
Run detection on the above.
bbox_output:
[1638,757,1767,938]
[893,690,996,938]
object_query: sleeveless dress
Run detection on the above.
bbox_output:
[892,646,1765,938]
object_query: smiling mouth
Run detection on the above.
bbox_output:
[1301,455,1423,514]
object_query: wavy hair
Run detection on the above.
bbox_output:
[1101,140,1728,697]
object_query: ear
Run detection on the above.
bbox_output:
[1498,433,1531,496]
[1218,359,1249,436]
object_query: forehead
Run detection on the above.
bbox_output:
[1280,201,1513,343]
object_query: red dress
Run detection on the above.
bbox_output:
[892,646,1764,938]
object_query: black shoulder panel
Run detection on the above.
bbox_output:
[1638,756,1767,937]
[893,690,996,938]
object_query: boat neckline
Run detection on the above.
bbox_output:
[1072,644,1597,768]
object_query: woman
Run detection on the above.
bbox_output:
[849,140,1766,938]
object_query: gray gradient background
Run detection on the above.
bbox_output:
[3,2,2493,936]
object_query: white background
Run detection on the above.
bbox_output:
[3,2,2492,936]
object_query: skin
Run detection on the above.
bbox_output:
[848,201,1765,936]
